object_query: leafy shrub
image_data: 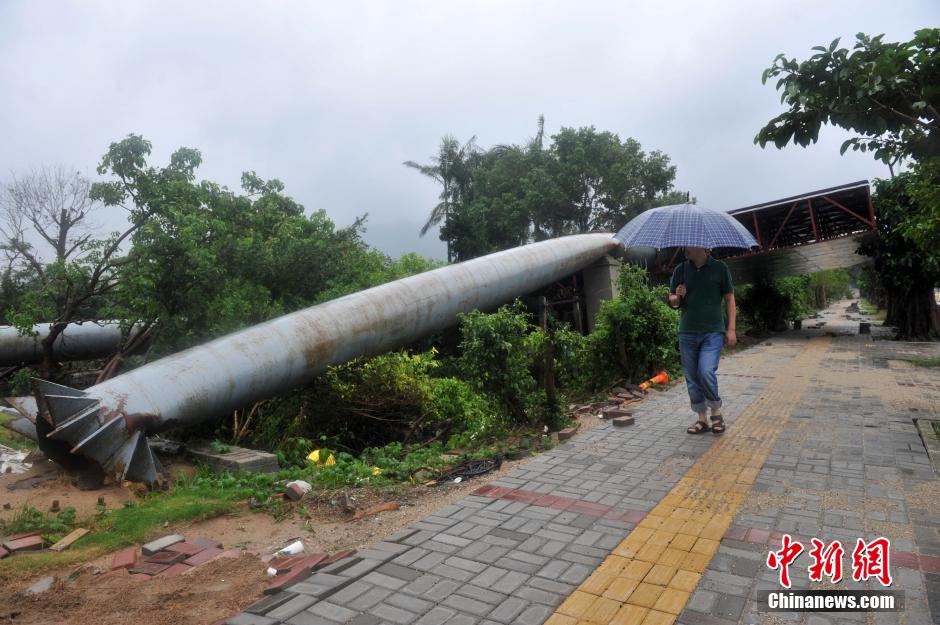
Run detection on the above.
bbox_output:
[244,350,495,455]
[587,264,679,385]
[0,506,77,542]
[777,275,814,322]
[457,300,553,427]
[552,323,592,394]
[738,278,790,332]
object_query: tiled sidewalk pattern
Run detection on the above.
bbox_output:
[545,338,831,625]
[229,301,940,625]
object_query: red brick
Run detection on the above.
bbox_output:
[0,546,8,559]
[291,552,327,572]
[270,555,306,572]
[745,528,771,545]
[919,554,940,574]
[128,561,171,575]
[891,550,919,570]
[159,563,194,577]
[264,560,317,594]
[111,546,138,570]
[145,550,188,565]
[315,549,357,570]
[189,536,223,550]
[602,407,632,419]
[724,525,749,541]
[284,483,307,501]
[5,531,40,541]
[2,535,44,552]
[183,546,224,566]
[558,428,576,441]
[166,541,206,556]
[472,485,498,496]
[487,487,511,499]
[551,496,576,511]
[534,495,559,507]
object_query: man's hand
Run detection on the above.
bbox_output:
[725,330,737,347]
[675,284,687,298]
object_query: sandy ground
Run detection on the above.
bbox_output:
[0,442,543,625]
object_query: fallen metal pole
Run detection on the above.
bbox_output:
[0,321,138,366]
[25,234,620,484]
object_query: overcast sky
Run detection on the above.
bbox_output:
[1,1,936,260]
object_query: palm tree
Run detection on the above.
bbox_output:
[404,135,480,262]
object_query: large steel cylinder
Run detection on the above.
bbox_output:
[32,234,620,484]
[0,321,132,366]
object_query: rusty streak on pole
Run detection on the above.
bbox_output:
[30,234,621,485]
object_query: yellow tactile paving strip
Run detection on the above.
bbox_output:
[545,337,831,625]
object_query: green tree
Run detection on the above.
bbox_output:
[404,135,482,262]
[857,173,940,338]
[756,29,940,336]
[0,161,154,379]
[407,118,686,261]
[755,29,939,165]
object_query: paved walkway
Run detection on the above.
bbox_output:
[228,301,940,625]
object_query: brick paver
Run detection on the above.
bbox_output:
[228,300,940,625]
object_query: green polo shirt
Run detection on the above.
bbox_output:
[670,256,734,333]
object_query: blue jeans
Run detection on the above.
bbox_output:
[678,332,724,414]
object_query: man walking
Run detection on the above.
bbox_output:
[668,247,736,435]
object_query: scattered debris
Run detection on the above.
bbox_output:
[601,406,632,420]
[25,576,55,595]
[283,479,312,501]
[148,436,184,455]
[2,532,44,553]
[638,370,670,391]
[346,501,401,522]
[0,443,31,475]
[141,533,184,555]
[276,540,304,556]
[257,548,357,595]
[49,528,90,552]
[436,455,502,484]
[612,416,635,427]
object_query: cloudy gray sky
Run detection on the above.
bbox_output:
[1,1,936,260]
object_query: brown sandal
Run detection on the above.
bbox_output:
[710,415,725,434]
[687,420,710,434]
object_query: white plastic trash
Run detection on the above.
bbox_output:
[285,480,312,494]
[276,540,304,556]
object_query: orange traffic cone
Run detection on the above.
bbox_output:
[639,370,670,391]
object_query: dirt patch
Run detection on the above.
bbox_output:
[0,450,524,625]
[1,461,138,520]
[0,554,267,625]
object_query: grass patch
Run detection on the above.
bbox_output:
[0,475,251,581]
[933,421,940,442]
[0,413,36,450]
[912,357,940,368]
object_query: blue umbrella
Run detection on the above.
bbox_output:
[613,203,758,250]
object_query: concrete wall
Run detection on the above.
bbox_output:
[582,254,621,332]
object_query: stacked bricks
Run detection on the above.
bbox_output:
[187,444,279,474]
[110,534,233,580]
[0,531,44,557]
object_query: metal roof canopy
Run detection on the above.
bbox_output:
[639,180,876,283]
